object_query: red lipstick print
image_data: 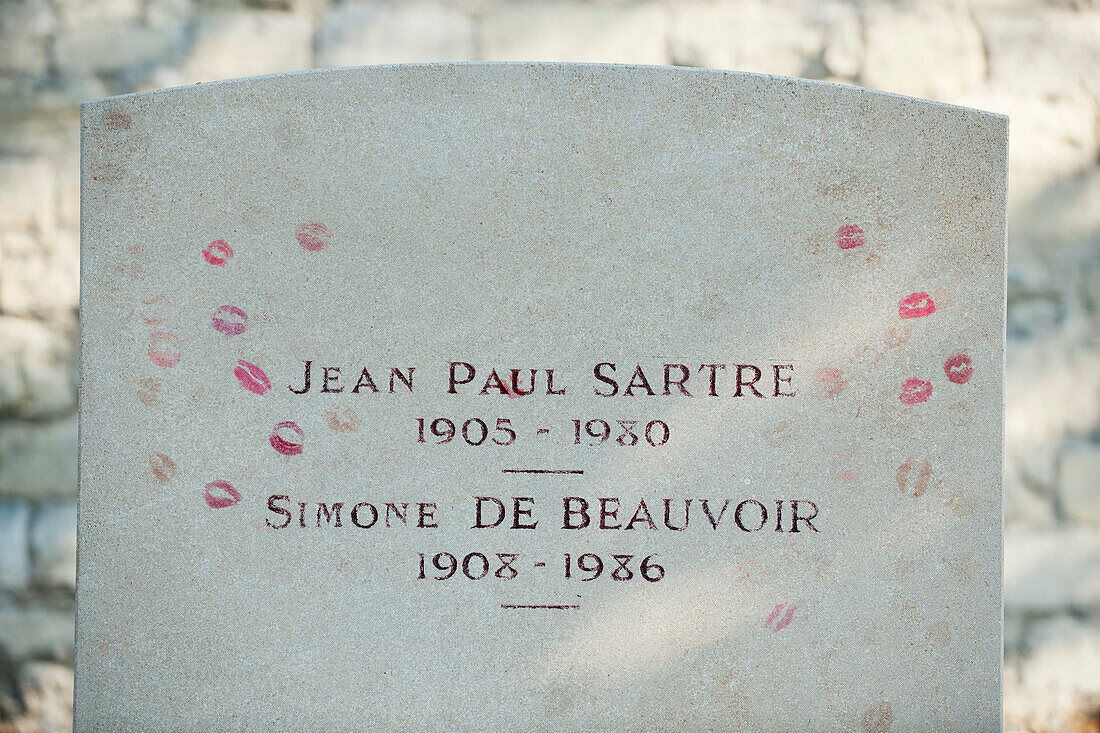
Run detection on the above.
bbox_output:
[137,377,162,405]
[203,480,241,509]
[898,292,935,319]
[147,332,181,368]
[139,294,169,325]
[295,222,329,251]
[816,367,846,399]
[234,360,271,395]
[202,239,233,266]
[899,378,933,405]
[149,453,176,483]
[944,354,973,384]
[835,224,865,249]
[270,421,304,455]
[212,305,248,337]
[765,603,796,633]
[323,406,360,433]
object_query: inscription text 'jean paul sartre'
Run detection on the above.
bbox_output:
[285,360,798,398]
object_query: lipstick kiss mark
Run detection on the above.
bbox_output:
[829,451,863,482]
[212,305,248,337]
[137,377,162,405]
[885,322,913,349]
[899,378,932,405]
[897,458,935,497]
[270,421,304,455]
[149,453,176,483]
[203,480,241,509]
[202,239,233,266]
[835,224,865,249]
[295,222,329,251]
[898,292,935,319]
[943,354,973,384]
[765,603,796,633]
[234,360,271,395]
[323,406,361,433]
[816,367,846,399]
[139,295,169,325]
[102,108,131,130]
[147,332,181,368]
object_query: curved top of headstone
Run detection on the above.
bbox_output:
[84,62,1004,121]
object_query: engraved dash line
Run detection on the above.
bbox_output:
[501,604,580,610]
[502,469,584,475]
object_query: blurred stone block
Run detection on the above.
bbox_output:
[1005,527,1100,614]
[0,606,74,664]
[30,501,77,589]
[1020,615,1100,695]
[0,417,78,500]
[316,2,474,67]
[180,10,313,83]
[862,2,985,99]
[0,229,80,318]
[0,499,31,589]
[483,1,668,65]
[0,0,54,78]
[0,317,76,419]
[0,156,55,232]
[14,662,74,733]
[53,20,184,76]
[1059,443,1100,524]
[979,7,1100,98]
[667,0,824,76]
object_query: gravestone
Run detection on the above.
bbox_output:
[76,64,1006,730]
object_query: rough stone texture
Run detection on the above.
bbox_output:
[0,417,78,500]
[0,0,1094,729]
[316,2,475,67]
[0,500,31,590]
[29,502,77,589]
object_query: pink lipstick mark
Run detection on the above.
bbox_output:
[944,354,973,384]
[829,451,863,482]
[899,377,933,405]
[765,603,796,633]
[149,453,176,483]
[102,108,132,130]
[212,305,248,337]
[897,458,934,497]
[323,406,361,433]
[147,332,181,368]
[835,224,865,249]
[139,295,169,325]
[137,377,162,405]
[899,292,936,319]
[203,480,241,509]
[234,360,271,395]
[270,421,304,455]
[295,222,329,251]
[816,367,846,399]
[202,239,233,266]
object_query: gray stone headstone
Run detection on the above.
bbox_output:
[77,64,1006,730]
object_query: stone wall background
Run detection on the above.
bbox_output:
[0,0,1097,730]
